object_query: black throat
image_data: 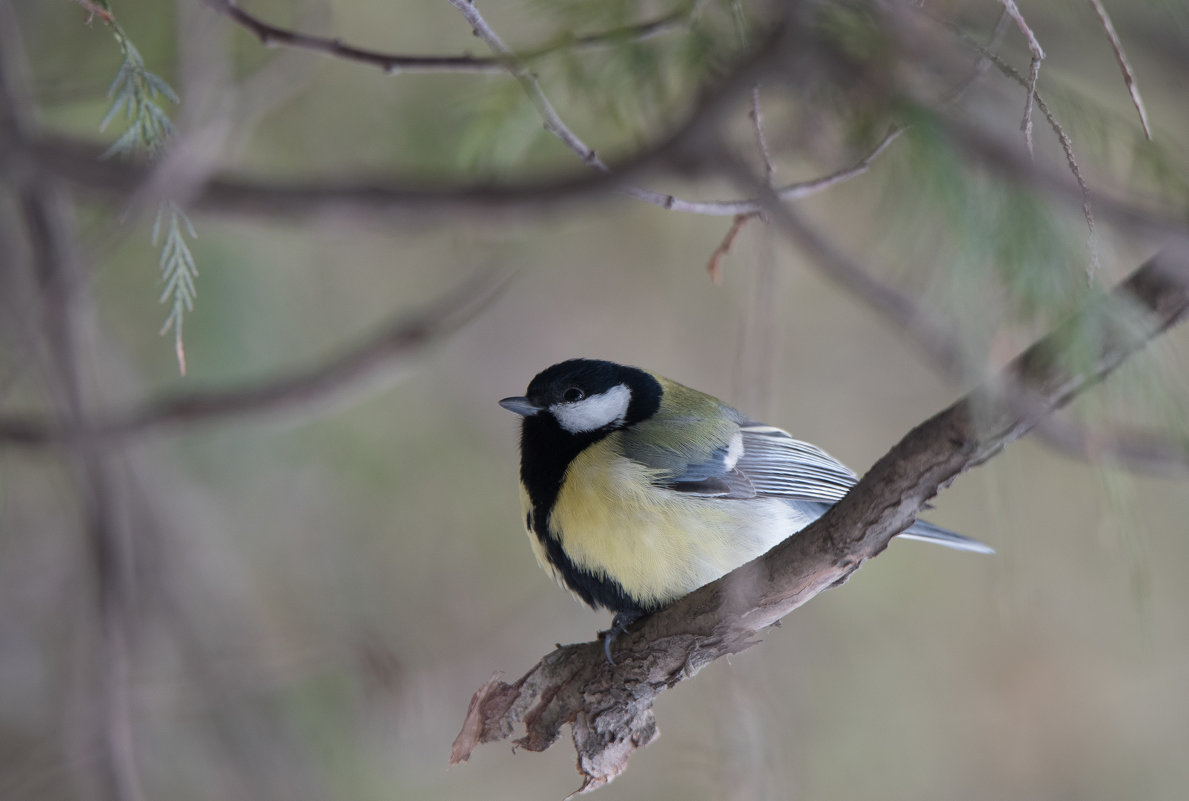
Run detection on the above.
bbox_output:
[518,413,603,532]
[515,365,662,615]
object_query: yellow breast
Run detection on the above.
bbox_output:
[543,435,795,608]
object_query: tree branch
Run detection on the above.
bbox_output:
[202,0,697,75]
[1,4,143,796]
[0,266,511,446]
[742,181,1189,473]
[450,250,1189,795]
[10,121,901,221]
[1087,0,1152,140]
[1,19,787,221]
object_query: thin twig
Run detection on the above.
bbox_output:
[0,267,512,446]
[705,212,757,282]
[1087,0,1152,140]
[750,85,775,187]
[736,165,971,378]
[945,7,1010,106]
[724,152,1189,472]
[948,27,1098,268]
[203,0,696,76]
[71,0,114,24]
[997,0,1045,155]
[13,18,896,220]
[446,0,606,168]
[442,0,890,217]
[206,0,503,74]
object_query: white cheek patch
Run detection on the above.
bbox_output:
[551,383,632,434]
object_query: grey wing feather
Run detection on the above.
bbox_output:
[662,423,858,503]
[660,422,995,553]
[663,437,757,498]
[732,425,859,502]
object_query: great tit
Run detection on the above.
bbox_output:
[500,358,992,661]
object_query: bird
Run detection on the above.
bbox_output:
[499,358,992,662]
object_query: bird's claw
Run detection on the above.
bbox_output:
[600,610,644,666]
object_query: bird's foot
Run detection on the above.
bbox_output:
[600,610,644,666]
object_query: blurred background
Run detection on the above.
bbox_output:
[3,1,1189,800]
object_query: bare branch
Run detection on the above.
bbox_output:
[10,119,902,222]
[996,0,1046,154]
[740,171,1189,473]
[744,173,971,378]
[721,148,1189,474]
[1087,0,1152,140]
[705,212,757,282]
[203,0,504,74]
[0,267,512,446]
[442,1,896,217]
[451,250,1189,793]
[1,5,143,797]
[2,19,788,221]
[202,0,696,76]
[749,85,775,186]
[446,0,606,168]
[944,23,1096,256]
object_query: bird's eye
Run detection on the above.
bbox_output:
[562,387,585,403]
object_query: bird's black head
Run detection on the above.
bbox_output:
[499,360,663,518]
[499,358,662,435]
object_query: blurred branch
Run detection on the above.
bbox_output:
[12,7,1178,234]
[944,7,1010,105]
[744,171,1189,472]
[741,168,971,378]
[9,110,902,223]
[446,0,898,216]
[0,266,512,446]
[445,0,605,169]
[1088,0,1152,140]
[452,250,1189,794]
[71,0,114,24]
[203,0,697,75]
[1033,415,1189,474]
[205,0,501,74]
[0,3,143,798]
[996,0,1045,154]
[944,18,1096,256]
[705,212,756,282]
[2,18,786,220]
[18,186,145,801]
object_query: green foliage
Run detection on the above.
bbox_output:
[458,0,743,171]
[814,0,888,65]
[93,10,195,374]
[894,109,1089,316]
[99,36,178,159]
[456,80,549,172]
[152,201,198,375]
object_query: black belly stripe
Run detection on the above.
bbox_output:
[530,513,648,615]
[515,373,663,616]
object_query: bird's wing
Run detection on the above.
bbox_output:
[626,410,860,503]
[729,424,858,503]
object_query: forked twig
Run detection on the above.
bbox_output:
[997,0,1046,154]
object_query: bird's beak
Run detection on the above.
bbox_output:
[499,396,543,417]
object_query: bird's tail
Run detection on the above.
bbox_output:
[900,519,995,554]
